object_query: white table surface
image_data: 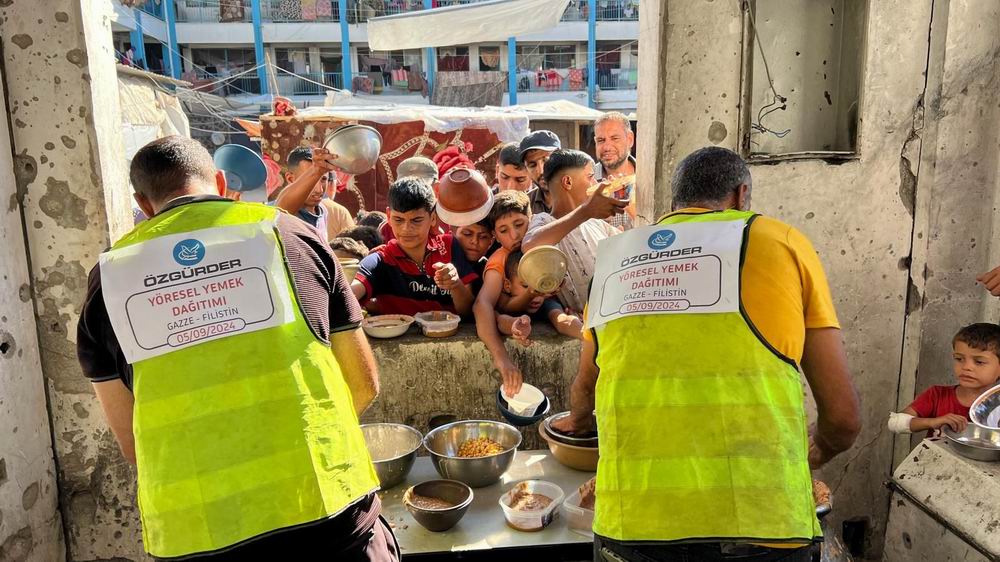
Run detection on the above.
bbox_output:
[377,450,595,555]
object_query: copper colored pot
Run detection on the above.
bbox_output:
[435,167,493,226]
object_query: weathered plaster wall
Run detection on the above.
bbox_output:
[0,54,65,562]
[0,1,135,560]
[908,1,1000,412]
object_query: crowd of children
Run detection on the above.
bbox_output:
[275,117,634,396]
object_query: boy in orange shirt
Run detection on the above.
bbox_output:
[474,191,581,395]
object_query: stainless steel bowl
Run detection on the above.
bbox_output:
[971,384,1000,429]
[321,124,383,175]
[423,420,522,488]
[542,411,598,448]
[942,424,1000,462]
[360,423,423,489]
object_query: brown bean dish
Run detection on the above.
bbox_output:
[509,490,553,512]
[457,437,505,458]
[408,494,456,510]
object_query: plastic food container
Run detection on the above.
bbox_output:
[498,480,564,532]
[563,489,595,538]
[501,383,545,416]
[414,311,461,338]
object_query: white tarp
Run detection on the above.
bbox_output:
[367,0,571,51]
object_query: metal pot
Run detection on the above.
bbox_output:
[321,124,382,175]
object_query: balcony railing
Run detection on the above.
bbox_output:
[191,69,263,95]
[561,0,639,22]
[172,0,638,24]
[265,0,340,22]
[175,1,252,23]
[274,71,345,95]
[138,0,165,19]
[514,67,637,93]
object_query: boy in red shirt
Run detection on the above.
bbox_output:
[892,323,1000,436]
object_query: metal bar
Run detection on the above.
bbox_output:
[163,0,182,78]
[507,37,518,106]
[338,0,352,88]
[587,0,597,108]
[423,0,436,96]
[251,0,268,95]
[129,9,148,70]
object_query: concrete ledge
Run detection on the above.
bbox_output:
[362,323,582,449]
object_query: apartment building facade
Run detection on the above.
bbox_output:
[111,0,639,111]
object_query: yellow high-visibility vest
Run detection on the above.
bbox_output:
[592,209,821,544]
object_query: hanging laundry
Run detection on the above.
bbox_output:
[301,0,318,20]
[219,0,245,22]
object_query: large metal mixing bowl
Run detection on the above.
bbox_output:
[423,420,521,488]
[942,424,1000,462]
[971,384,1000,429]
[321,124,383,175]
[360,423,423,489]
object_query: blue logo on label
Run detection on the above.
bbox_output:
[647,230,676,250]
[172,239,205,266]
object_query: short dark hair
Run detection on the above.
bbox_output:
[339,225,383,250]
[954,323,1000,359]
[287,146,313,168]
[542,149,593,187]
[356,210,387,229]
[671,147,751,208]
[130,136,216,203]
[505,249,524,281]
[498,143,525,169]
[329,237,369,260]
[487,190,531,229]
[388,176,436,214]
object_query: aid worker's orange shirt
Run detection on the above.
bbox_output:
[585,208,840,363]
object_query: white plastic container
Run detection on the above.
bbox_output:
[501,383,545,416]
[414,311,461,338]
[498,480,564,532]
[563,489,595,538]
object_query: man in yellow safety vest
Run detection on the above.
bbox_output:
[553,146,861,562]
[77,136,398,561]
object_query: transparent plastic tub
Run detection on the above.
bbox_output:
[563,489,594,538]
[498,480,564,532]
[414,311,461,338]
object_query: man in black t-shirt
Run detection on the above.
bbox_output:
[77,136,398,561]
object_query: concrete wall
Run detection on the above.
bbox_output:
[634,0,999,558]
[0,50,65,562]
[363,325,582,452]
[0,1,135,560]
[749,0,863,154]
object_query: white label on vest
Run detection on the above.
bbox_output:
[99,221,296,363]
[586,219,744,329]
